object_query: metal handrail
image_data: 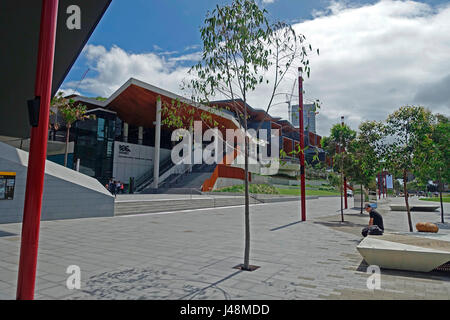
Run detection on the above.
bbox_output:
[134,157,175,192]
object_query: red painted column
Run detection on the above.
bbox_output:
[298,68,306,221]
[384,172,388,198]
[16,0,59,300]
[378,174,381,200]
[384,172,387,198]
[344,176,348,209]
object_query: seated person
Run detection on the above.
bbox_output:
[361,203,384,237]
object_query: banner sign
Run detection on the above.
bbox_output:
[386,175,393,189]
[0,172,16,200]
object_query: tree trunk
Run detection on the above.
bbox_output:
[344,176,348,209]
[439,180,444,224]
[403,169,413,232]
[360,184,363,214]
[439,168,444,223]
[243,103,250,270]
[64,125,70,167]
[340,143,344,222]
[340,169,344,222]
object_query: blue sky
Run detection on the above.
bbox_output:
[65,0,448,85]
[63,0,450,135]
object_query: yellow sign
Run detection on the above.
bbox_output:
[0,172,16,176]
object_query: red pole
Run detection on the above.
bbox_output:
[378,174,381,200]
[16,0,59,300]
[298,68,306,221]
[384,172,387,198]
[344,176,348,209]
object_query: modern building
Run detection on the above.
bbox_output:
[39,78,326,193]
[289,103,317,133]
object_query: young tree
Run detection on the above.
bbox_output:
[181,0,316,270]
[346,121,383,214]
[415,114,449,223]
[321,122,356,221]
[383,105,434,232]
[51,92,94,167]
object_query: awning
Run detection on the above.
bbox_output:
[0,0,111,139]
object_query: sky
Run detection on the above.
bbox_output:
[61,0,450,136]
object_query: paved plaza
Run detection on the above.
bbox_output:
[0,196,449,300]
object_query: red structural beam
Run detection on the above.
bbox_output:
[344,176,348,209]
[298,68,306,221]
[378,173,381,200]
[16,0,59,300]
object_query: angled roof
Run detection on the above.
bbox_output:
[210,99,283,123]
[72,78,241,130]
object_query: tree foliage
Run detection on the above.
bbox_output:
[179,0,317,270]
[413,113,449,222]
[382,105,434,231]
[51,92,94,167]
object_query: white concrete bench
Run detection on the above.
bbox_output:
[390,204,439,212]
[357,233,450,272]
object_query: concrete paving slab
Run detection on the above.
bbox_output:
[0,197,448,300]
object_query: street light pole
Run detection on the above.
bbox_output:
[298,67,306,221]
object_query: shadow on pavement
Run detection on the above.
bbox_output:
[356,260,450,282]
[0,230,17,237]
[270,221,303,231]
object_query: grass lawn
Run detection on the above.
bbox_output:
[277,188,340,196]
[213,184,341,196]
[419,197,450,203]
[213,184,278,194]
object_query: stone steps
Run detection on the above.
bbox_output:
[114,196,262,216]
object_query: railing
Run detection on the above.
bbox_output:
[134,156,175,192]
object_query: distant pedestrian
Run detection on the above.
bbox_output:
[108,179,114,194]
[120,182,124,194]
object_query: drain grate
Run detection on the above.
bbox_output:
[434,261,450,272]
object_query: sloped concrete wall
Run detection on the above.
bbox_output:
[0,142,114,224]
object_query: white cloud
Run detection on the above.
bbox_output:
[262,0,450,135]
[64,0,450,136]
[64,45,194,98]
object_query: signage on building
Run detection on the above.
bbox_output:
[113,142,172,183]
[118,144,131,155]
[0,172,16,200]
[113,142,154,182]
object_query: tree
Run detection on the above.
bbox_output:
[321,122,356,221]
[346,120,383,214]
[414,114,450,223]
[179,0,316,271]
[383,105,434,232]
[51,92,94,167]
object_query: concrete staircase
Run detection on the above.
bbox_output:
[141,163,215,194]
[114,194,261,216]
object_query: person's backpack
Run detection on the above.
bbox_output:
[368,225,383,235]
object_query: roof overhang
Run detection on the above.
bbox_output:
[0,0,111,139]
[73,78,241,130]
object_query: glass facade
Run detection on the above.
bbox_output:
[74,110,118,185]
